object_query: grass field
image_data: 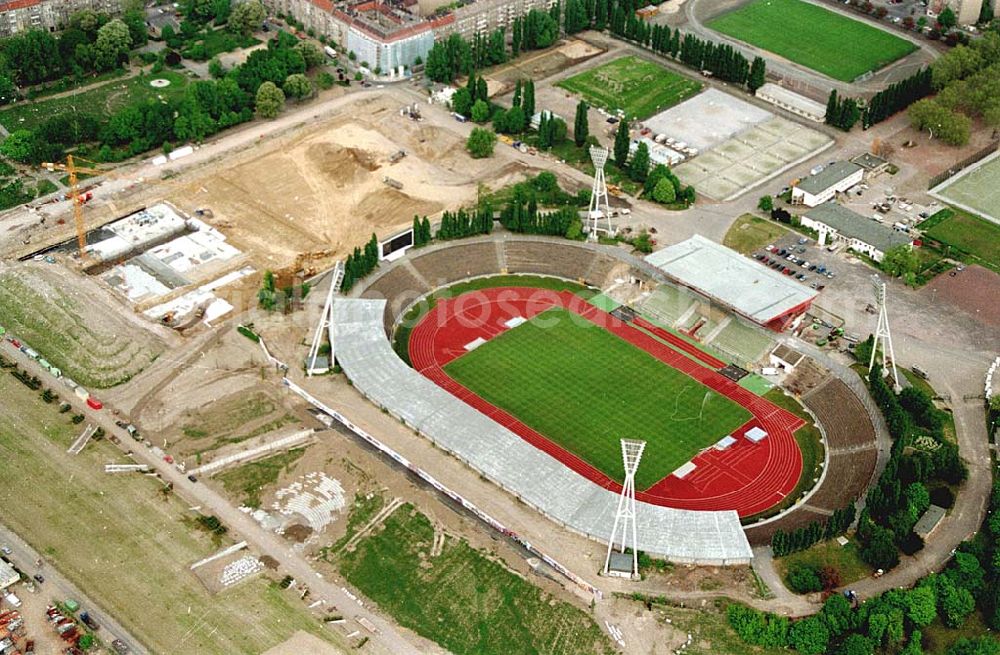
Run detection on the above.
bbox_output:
[556,55,702,120]
[0,374,344,655]
[933,154,1000,226]
[0,70,190,132]
[338,503,614,655]
[776,538,872,589]
[707,0,916,81]
[919,207,1000,272]
[444,308,751,489]
[217,448,306,508]
[723,214,791,254]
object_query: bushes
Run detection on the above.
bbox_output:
[341,234,380,292]
[787,563,823,594]
[772,504,855,556]
[726,604,789,648]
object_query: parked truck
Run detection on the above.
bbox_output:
[80,611,99,631]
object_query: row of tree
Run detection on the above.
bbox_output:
[499,201,581,238]
[825,90,863,131]
[1,32,320,165]
[771,505,857,557]
[411,215,433,247]
[435,205,494,240]
[861,67,933,129]
[491,78,535,135]
[0,7,147,91]
[856,360,966,571]
[729,556,989,655]
[909,31,1000,145]
[341,234,380,292]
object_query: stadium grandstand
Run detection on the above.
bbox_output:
[639,285,698,327]
[645,235,818,332]
[705,318,775,368]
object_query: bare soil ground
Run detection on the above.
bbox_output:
[486,39,606,91]
[156,93,531,274]
[922,265,1000,328]
[263,630,345,655]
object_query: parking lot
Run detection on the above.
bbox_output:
[750,235,845,294]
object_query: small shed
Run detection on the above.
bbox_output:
[914,505,947,539]
[606,552,636,578]
[770,344,805,371]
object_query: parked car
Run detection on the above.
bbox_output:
[33,574,44,584]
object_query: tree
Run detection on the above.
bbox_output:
[629,141,650,182]
[258,270,277,310]
[882,243,918,275]
[948,637,1000,655]
[758,195,773,212]
[470,99,490,123]
[748,56,766,93]
[613,119,629,168]
[939,7,957,29]
[652,177,676,204]
[229,0,265,36]
[788,616,830,655]
[255,81,285,118]
[69,8,101,34]
[94,19,132,71]
[522,80,535,125]
[937,575,975,628]
[947,552,986,594]
[0,130,38,163]
[838,634,875,655]
[208,57,227,78]
[787,564,823,593]
[909,98,971,146]
[466,127,496,158]
[283,73,312,99]
[295,41,324,69]
[905,584,938,627]
[573,100,589,147]
[451,86,473,118]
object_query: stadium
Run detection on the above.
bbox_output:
[325,236,878,565]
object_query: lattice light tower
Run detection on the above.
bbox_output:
[306,261,344,376]
[869,274,901,391]
[604,439,646,579]
[587,146,615,240]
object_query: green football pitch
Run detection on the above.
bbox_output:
[443,309,751,490]
[707,0,916,82]
[556,55,702,120]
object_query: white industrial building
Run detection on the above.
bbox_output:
[755,83,826,123]
[802,202,912,263]
[792,161,864,207]
[0,559,19,590]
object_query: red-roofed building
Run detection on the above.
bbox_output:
[0,0,122,36]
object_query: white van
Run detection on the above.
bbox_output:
[4,592,22,607]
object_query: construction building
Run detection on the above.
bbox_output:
[792,161,864,207]
[263,0,556,69]
[0,0,121,37]
[801,202,912,263]
[0,559,18,590]
[645,235,818,332]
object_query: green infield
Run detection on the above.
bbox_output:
[556,55,702,120]
[444,308,751,489]
[918,207,1000,272]
[707,0,916,82]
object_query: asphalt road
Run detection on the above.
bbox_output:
[0,522,147,655]
[1,341,427,655]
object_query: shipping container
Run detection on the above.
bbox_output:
[86,398,103,410]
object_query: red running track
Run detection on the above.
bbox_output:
[408,287,804,517]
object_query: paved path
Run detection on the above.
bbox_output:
[0,521,148,655]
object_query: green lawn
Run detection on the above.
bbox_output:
[338,503,614,655]
[556,55,702,120]
[707,0,916,81]
[777,538,873,589]
[723,213,791,254]
[444,308,751,489]
[918,207,1000,273]
[0,70,190,132]
[0,374,344,655]
[933,153,1000,227]
[216,448,306,508]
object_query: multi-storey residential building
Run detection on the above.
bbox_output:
[0,0,121,37]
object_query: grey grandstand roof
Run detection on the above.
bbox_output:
[645,235,818,325]
[331,298,753,564]
[804,202,913,254]
[796,161,863,195]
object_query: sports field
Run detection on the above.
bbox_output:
[932,153,1000,227]
[556,55,702,120]
[444,308,751,489]
[707,0,916,81]
[918,207,1000,271]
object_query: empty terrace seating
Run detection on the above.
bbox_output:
[802,379,877,450]
[410,242,501,287]
[708,319,774,367]
[744,506,832,545]
[361,264,431,330]
[806,450,877,512]
[640,285,696,327]
[582,252,627,287]
[503,240,595,279]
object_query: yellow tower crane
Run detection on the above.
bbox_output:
[40,155,111,260]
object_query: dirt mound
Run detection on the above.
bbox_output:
[355,187,442,226]
[306,143,381,183]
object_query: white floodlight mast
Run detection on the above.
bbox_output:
[869,275,900,390]
[603,439,646,578]
[588,146,615,239]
